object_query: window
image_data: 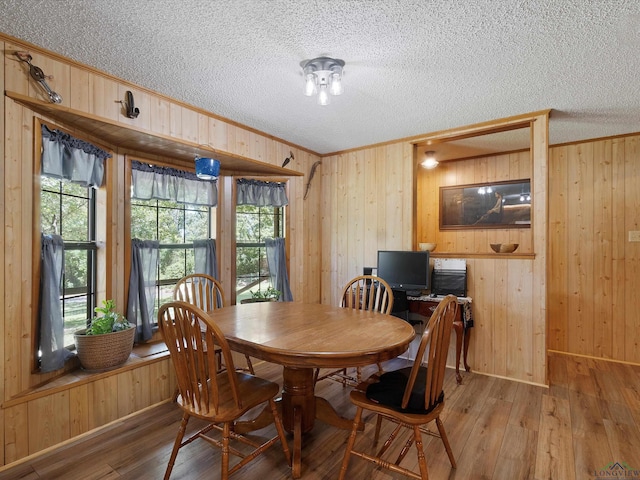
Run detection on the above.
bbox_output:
[130,197,213,316]
[40,177,96,348]
[236,205,284,302]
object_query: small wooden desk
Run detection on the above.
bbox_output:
[407,295,473,384]
[209,302,415,478]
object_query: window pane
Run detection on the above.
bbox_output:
[184,208,209,241]
[41,190,60,234]
[258,208,277,240]
[131,203,158,240]
[61,195,90,241]
[237,207,260,242]
[157,207,185,244]
[61,181,90,198]
[156,285,175,313]
[159,249,190,283]
[62,293,89,348]
[237,246,261,278]
[64,249,90,291]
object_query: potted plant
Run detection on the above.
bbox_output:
[74,299,135,371]
[240,286,281,304]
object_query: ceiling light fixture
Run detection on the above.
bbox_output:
[301,56,345,106]
[421,151,439,169]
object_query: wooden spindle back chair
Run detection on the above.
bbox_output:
[338,294,458,480]
[173,273,253,373]
[158,301,291,480]
[315,275,395,386]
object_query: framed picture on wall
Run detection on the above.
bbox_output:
[439,179,532,230]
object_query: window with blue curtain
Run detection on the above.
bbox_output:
[38,124,110,371]
[128,160,217,337]
[236,179,292,302]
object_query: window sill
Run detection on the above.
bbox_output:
[2,342,170,409]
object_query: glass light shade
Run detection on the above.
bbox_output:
[329,72,343,95]
[304,73,317,96]
[421,157,439,169]
[317,84,330,105]
[195,157,220,180]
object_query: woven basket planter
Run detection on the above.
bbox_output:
[74,326,135,371]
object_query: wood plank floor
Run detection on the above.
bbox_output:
[1,352,639,479]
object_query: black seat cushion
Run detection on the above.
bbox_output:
[365,366,444,414]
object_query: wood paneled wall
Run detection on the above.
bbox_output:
[321,114,549,386]
[1,34,320,466]
[548,135,640,364]
[320,143,415,305]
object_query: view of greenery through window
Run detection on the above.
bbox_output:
[236,204,284,302]
[39,173,286,350]
[40,176,96,348]
[130,198,211,318]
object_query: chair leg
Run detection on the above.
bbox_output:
[413,425,430,480]
[269,398,292,466]
[338,406,363,480]
[245,355,255,374]
[221,422,231,480]
[374,414,383,445]
[215,349,224,373]
[435,416,456,468]
[164,412,190,480]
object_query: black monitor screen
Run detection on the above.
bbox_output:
[377,250,430,292]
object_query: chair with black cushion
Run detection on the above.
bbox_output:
[158,301,291,480]
[315,275,394,386]
[174,273,254,374]
[338,294,458,480]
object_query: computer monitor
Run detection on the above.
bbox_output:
[376,250,430,293]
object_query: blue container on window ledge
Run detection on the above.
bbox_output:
[195,156,221,180]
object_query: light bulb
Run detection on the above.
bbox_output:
[317,84,330,105]
[421,151,438,169]
[304,73,317,96]
[329,72,343,95]
[421,158,438,169]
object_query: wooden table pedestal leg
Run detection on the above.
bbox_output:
[281,367,316,478]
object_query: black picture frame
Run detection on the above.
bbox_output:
[439,179,532,230]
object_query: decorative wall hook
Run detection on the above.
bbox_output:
[123,91,140,118]
[14,51,62,103]
[282,151,294,168]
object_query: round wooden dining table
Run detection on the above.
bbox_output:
[208,301,415,478]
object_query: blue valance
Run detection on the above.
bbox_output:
[131,161,218,207]
[41,124,110,188]
[236,178,288,207]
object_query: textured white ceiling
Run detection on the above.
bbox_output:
[1,0,639,154]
